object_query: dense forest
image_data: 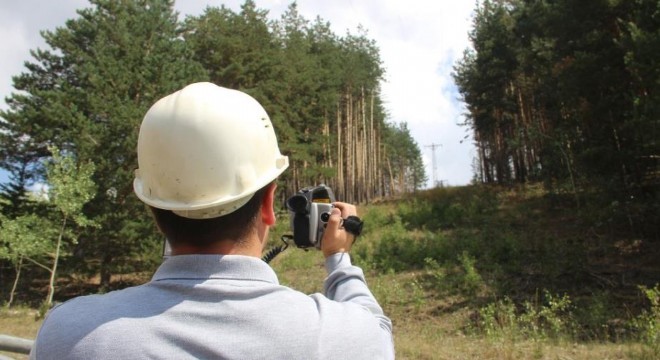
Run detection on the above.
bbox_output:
[0,0,425,296]
[453,0,658,267]
[454,0,658,198]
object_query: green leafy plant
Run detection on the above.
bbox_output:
[458,251,484,296]
[475,291,574,341]
[631,284,660,351]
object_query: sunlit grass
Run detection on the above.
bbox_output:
[1,186,658,359]
[0,306,41,360]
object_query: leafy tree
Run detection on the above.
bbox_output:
[0,0,207,287]
[618,0,660,189]
[1,0,427,297]
[0,146,96,307]
[183,0,274,90]
[454,0,519,184]
[382,122,427,193]
[0,214,52,307]
[455,0,658,199]
[42,146,97,305]
[185,1,421,203]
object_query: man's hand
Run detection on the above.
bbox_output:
[321,202,358,258]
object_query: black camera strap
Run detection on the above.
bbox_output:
[342,216,364,237]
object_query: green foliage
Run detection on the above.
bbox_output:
[422,253,485,298]
[359,215,445,272]
[355,183,659,347]
[382,122,428,192]
[44,147,99,306]
[423,257,446,286]
[184,1,422,202]
[630,284,660,351]
[475,291,574,341]
[477,297,518,339]
[0,0,208,287]
[572,290,620,341]
[0,0,426,291]
[454,0,660,207]
[457,251,484,296]
[0,147,97,307]
[0,214,53,263]
[398,185,499,230]
[46,146,97,228]
[361,187,505,280]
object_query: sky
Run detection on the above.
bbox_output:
[0,0,477,188]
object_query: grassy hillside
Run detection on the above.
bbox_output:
[271,183,659,358]
[2,184,659,359]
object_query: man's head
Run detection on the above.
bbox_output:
[133,83,288,251]
[148,183,272,249]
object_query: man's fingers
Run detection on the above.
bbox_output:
[325,208,342,231]
[332,202,357,218]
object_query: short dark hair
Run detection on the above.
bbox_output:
[149,184,270,248]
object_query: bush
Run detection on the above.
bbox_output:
[366,217,443,272]
[398,185,499,231]
[423,252,485,298]
[630,284,660,351]
[458,251,484,296]
[473,291,574,341]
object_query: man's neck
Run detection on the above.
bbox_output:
[171,236,263,258]
[171,221,269,258]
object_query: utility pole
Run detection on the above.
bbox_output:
[425,143,442,187]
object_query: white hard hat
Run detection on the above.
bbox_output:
[133,82,289,219]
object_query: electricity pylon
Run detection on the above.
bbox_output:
[425,143,442,187]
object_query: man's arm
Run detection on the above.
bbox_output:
[324,253,391,329]
[321,203,394,358]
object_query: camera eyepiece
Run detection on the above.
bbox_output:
[286,194,309,213]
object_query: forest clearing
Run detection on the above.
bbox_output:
[2,184,659,359]
[1,0,659,358]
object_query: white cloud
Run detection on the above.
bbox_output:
[0,15,30,111]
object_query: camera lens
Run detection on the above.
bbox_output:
[320,212,330,222]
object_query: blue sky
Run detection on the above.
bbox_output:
[0,0,477,188]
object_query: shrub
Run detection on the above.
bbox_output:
[356,207,452,272]
[473,291,575,341]
[630,284,660,351]
[458,251,484,296]
[398,186,499,231]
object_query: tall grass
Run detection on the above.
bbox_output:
[355,185,660,351]
[2,184,657,359]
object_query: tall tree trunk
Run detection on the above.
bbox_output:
[8,256,24,308]
[386,154,395,196]
[100,253,113,289]
[346,90,353,202]
[47,216,67,306]
[360,86,368,203]
[336,102,344,200]
[369,90,376,200]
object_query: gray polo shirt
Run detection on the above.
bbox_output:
[30,253,394,359]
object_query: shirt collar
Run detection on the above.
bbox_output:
[151,254,279,285]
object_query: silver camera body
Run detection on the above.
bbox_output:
[286,185,335,249]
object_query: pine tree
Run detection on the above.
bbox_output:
[0,0,207,288]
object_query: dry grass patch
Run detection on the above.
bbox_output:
[0,306,42,360]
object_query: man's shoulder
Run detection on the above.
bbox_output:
[61,282,149,303]
[44,283,154,325]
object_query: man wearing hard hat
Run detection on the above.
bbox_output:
[30,82,394,359]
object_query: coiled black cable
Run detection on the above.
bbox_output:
[262,235,292,264]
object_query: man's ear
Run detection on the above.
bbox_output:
[260,182,277,226]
